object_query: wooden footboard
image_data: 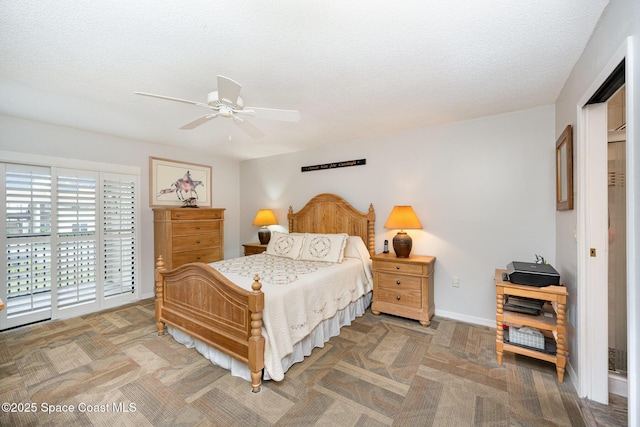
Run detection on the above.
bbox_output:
[154,256,265,393]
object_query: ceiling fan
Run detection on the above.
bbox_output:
[135,75,300,138]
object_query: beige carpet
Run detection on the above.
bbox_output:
[0,299,626,426]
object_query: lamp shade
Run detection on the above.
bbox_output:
[383,206,422,230]
[252,209,278,226]
[384,206,422,258]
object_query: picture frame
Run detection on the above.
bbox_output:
[555,125,573,211]
[149,157,212,207]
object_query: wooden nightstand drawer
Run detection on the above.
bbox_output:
[243,242,267,256]
[376,288,422,308]
[373,259,425,275]
[376,271,422,291]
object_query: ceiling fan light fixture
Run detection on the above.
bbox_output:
[207,91,243,109]
[219,106,233,118]
[136,75,299,138]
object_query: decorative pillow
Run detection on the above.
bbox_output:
[266,231,305,259]
[299,233,348,263]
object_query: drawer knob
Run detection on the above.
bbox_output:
[196,240,201,244]
[396,266,400,270]
[196,226,201,230]
[396,280,401,285]
[197,256,201,260]
[396,295,401,300]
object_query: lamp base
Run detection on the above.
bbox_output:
[258,228,271,245]
[392,231,412,258]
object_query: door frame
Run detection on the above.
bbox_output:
[576,37,637,421]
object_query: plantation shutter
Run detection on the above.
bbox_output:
[102,173,137,298]
[4,164,53,325]
[55,169,98,310]
[2,161,139,330]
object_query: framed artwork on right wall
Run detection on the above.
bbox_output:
[556,125,574,211]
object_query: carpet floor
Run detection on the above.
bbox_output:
[0,299,627,426]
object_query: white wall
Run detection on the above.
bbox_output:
[0,114,241,298]
[554,0,639,420]
[240,105,556,325]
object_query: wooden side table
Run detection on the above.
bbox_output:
[243,242,267,256]
[495,269,568,382]
[371,253,436,326]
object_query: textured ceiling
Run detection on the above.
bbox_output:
[0,1,609,160]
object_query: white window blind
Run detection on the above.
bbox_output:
[2,161,139,330]
[56,171,97,309]
[102,174,137,298]
[5,164,52,320]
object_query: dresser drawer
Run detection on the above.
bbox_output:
[376,287,422,308]
[170,209,224,221]
[172,221,220,235]
[172,232,221,253]
[172,248,222,265]
[373,259,425,275]
[376,271,422,291]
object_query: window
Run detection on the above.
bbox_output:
[1,161,139,330]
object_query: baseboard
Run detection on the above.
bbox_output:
[435,309,495,328]
[609,372,628,397]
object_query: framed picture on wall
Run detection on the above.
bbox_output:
[149,157,212,207]
[555,125,573,211]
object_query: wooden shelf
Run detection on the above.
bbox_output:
[500,303,557,330]
[495,269,568,382]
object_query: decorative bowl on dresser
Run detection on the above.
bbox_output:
[371,252,436,326]
[153,207,225,269]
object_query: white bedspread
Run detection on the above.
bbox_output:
[205,253,373,380]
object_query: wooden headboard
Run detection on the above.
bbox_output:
[287,193,375,255]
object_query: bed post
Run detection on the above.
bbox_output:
[367,203,376,256]
[248,274,265,393]
[155,256,166,336]
[287,205,293,232]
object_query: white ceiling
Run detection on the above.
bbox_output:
[0,1,609,161]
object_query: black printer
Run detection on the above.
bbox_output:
[504,261,560,287]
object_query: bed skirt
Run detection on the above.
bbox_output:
[168,291,372,382]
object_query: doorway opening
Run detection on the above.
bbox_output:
[607,85,627,396]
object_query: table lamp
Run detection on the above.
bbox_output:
[252,209,278,244]
[383,206,422,257]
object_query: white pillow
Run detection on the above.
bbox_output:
[266,231,305,259]
[299,233,348,263]
[344,236,369,260]
[344,235,373,281]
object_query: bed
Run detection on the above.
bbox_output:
[154,193,376,392]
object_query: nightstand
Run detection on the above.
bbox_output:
[371,253,436,326]
[242,242,268,256]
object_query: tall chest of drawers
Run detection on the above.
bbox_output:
[371,253,436,326]
[153,207,225,269]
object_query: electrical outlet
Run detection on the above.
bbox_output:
[452,277,460,287]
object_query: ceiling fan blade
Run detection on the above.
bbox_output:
[232,116,265,138]
[134,92,210,108]
[180,114,219,130]
[243,107,301,122]
[217,75,242,105]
